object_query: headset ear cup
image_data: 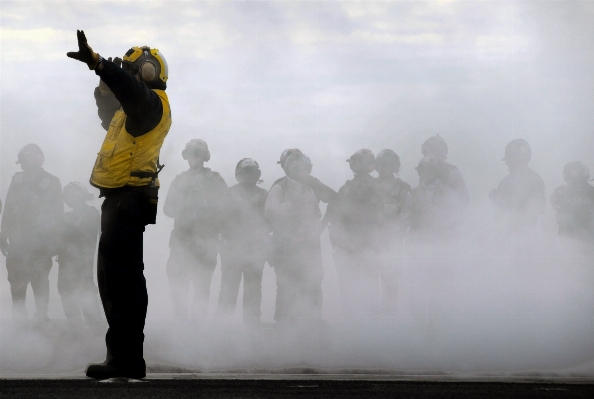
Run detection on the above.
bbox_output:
[140,62,157,82]
[205,151,211,162]
[181,149,188,160]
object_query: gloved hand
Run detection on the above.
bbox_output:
[66,30,100,70]
[0,237,8,257]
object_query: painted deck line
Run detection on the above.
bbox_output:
[1,373,593,383]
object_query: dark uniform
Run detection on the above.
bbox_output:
[406,157,467,319]
[92,60,170,374]
[377,174,411,315]
[266,174,324,323]
[163,167,228,320]
[58,203,101,323]
[1,168,63,319]
[490,139,545,233]
[329,172,385,319]
[217,183,269,326]
[490,166,545,231]
[272,176,337,204]
[550,182,594,240]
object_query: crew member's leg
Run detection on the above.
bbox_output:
[166,245,192,320]
[29,256,53,320]
[190,256,217,321]
[79,260,102,325]
[379,247,403,316]
[217,247,242,319]
[242,260,264,326]
[299,245,324,320]
[274,267,297,323]
[5,257,29,319]
[356,249,380,317]
[332,248,357,319]
[96,193,147,371]
[58,260,81,320]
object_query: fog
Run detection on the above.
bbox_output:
[1,1,594,377]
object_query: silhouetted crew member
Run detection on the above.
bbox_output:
[272,149,337,217]
[67,30,172,379]
[164,140,228,320]
[216,159,269,328]
[57,182,101,325]
[421,135,470,209]
[406,157,467,320]
[489,139,545,231]
[550,162,594,241]
[328,149,385,319]
[266,153,324,324]
[408,157,466,241]
[0,144,63,321]
[375,149,411,315]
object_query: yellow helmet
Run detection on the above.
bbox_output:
[122,46,168,83]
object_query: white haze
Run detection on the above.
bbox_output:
[1,1,594,376]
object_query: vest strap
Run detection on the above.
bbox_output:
[130,171,158,179]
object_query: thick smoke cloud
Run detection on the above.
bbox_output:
[1,1,593,377]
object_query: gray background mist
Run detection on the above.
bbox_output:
[1,1,593,375]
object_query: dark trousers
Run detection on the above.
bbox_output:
[6,255,53,319]
[166,235,218,320]
[333,248,380,319]
[58,258,101,324]
[275,268,323,322]
[217,244,265,325]
[97,192,147,369]
[271,238,324,323]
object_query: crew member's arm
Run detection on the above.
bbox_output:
[0,180,17,256]
[265,183,293,229]
[398,191,413,233]
[50,177,65,256]
[163,176,182,219]
[95,59,163,137]
[549,188,562,211]
[533,175,546,215]
[449,166,470,208]
[66,30,162,137]
[212,173,229,233]
[307,176,337,204]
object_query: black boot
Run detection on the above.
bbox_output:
[85,363,146,380]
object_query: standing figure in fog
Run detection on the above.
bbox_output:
[375,149,411,315]
[0,144,63,321]
[406,156,467,321]
[57,182,101,325]
[328,149,385,319]
[408,156,467,240]
[216,159,269,328]
[272,149,337,216]
[550,162,594,242]
[489,139,545,231]
[266,153,324,325]
[164,139,228,321]
[421,135,469,208]
[68,31,172,379]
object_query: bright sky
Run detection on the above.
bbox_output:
[2,0,593,199]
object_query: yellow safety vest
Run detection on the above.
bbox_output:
[90,90,171,188]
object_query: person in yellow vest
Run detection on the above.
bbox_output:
[67,30,171,380]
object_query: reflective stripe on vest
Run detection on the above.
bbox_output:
[90,90,171,189]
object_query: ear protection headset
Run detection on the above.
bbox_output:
[122,46,169,83]
[181,139,210,162]
[235,158,262,183]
